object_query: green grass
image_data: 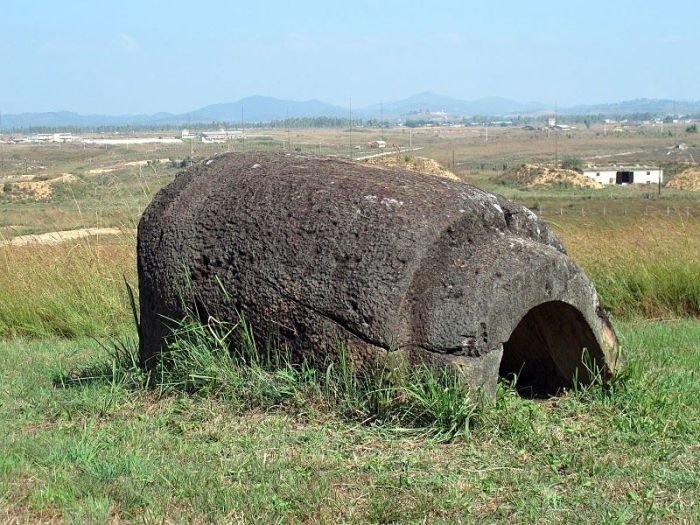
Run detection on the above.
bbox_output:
[67,311,480,444]
[1,320,699,523]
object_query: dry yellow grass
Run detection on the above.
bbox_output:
[0,235,136,337]
[554,215,700,317]
[557,215,699,266]
[0,214,694,340]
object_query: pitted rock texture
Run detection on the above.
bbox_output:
[138,153,622,396]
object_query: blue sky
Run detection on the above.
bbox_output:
[1,1,698,114]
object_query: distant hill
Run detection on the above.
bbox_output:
[3,95,700,130]
[189,96,347,122]
[0,111,158,129]
[1,97,347,129]
[359,91,544,119]
[563,98,700,116]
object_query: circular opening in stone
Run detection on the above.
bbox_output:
[499,301,605,398]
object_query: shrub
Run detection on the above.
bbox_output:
[560,156,583,172]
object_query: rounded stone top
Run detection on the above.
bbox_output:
[138,153,622,396]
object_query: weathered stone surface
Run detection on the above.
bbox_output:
[138,153,623,396]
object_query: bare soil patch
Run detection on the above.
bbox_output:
[88,158,172,175]
[666,167,700,191]
[365,155,460,180]
[5,174,78,201]
[0,227,125,246]
[501,163,602,189]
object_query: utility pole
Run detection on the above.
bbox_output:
[286,108,290,152]
[349,98,353,160]
[554,101,559,169]
[380,101,384,138]
[187,112,194,156]
[673,102,677,144]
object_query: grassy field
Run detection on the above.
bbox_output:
[1,321,698,523]
[1,129,699,522]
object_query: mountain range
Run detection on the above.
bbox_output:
[3,93,700,129]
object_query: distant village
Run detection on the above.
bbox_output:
[2,109,698,146]
[3,114,696,188]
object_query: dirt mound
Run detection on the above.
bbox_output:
[666,168,700,191]
[505,163,602,189]
[366,155,460,180]
[6,174,78,201]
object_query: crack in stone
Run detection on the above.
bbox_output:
[279,292,393,352]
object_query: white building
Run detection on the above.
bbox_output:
[34,132,75,143]
[583,166,663,185]
[201,129,243,143]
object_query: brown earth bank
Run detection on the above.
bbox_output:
[3,173,78,201]
[365,155,460,180]
[500,163,603,189]
[666,167,700,191]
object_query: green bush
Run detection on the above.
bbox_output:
[560,156,583,171]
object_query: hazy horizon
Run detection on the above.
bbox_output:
[2,1,698,114]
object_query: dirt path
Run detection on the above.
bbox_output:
[0,227,128,246]
[355,146,423,161]
[585,150,643,160]
[88,158,172,174]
